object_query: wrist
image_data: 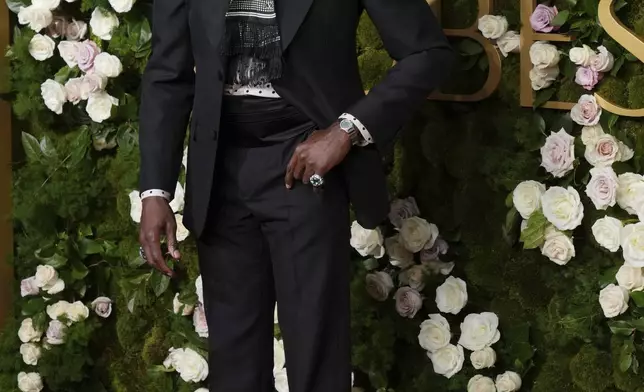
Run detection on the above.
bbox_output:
[331,123,352,148]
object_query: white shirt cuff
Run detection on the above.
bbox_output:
[140,189,172,201]
[339,113,374,146]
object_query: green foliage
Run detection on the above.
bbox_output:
[570,345,613,392]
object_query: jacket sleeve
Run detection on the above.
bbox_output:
[138,0,195,196]
[348,0,456,152]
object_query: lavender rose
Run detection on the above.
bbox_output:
[420,237,449,262]
[571,94,602,126]
[540,129,575,178]
[530,4,559,33]
[80,72,107,99]
[388,197,420,228]
[394,286,423,318]
[575,66,601,91]
[65,77,84,105]
[20,277,40,297]
[76,40,100,72]
[45,320,66,345]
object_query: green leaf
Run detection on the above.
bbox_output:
[619,339,635,372]
[150,270,171,297]
[505,192,514,208]
[502,207,520,246]
[67,127,89,168]
[599,266,619,287]
[21,132,41,163]
[5,0,27,13]
[533,88,556,109]
[78,237,103,256]
[562,59,577,79]
[22,298,46,316]
[70,259,89,280]
[117,123,138,153]
[614,0,628,11]
[39,136,57,160]
[519,210,548,249]
[457,39,483,56]
[602,39,623,57]
[581,0,599,17]
[550,10,570,27]
[625,53,638,62]
[631,291,644,307]
[552,113,574,134]
[137,18,152,48]
[611,56,625,77]
[54,66,74,84]
[477,55,489,72]
[608,320,636,336]
[633,356,640,374]
[34,246,68,268]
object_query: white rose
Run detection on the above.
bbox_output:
[569,45,596,67]
[34,265,58,288]
[530,66,559,90]
[182,146,189,171]
[169,182,185,212]
[541,186,584,231]
[428,344,465,379]
[91,296,113,318]
[468,375,496,392]
[496,371,522,392]
[67,300,90,322]
[581,124,605,146]
[477,15,508,39]
[173,293,195,315]
[18,318,42,343]
[46,300,72,320]
[163,347,209,382]
[470,347,497,369]
[399,217,439,253]
[540,129,575,178]
[540,227,575,265]
[388,197,420,228]
[194,389,209,392]
[45,319,66,345]
[89,8,119,40]
[32,0,60,10]
[399,265,427,291]
[18,6,53,32]
[86,91,118,123]
[80,72,108,100]
[458,312,501,351]
[435,276,468,315]
[93,52,123,78]
[45,278,65,294]
[274,304,279,324]
[621,223,644,267]
[599,284,629,318]
[385,235,414,269]
[274,367,289,392]
[418,314,451,352]
[617,141,635,162]
[195,275,204,304]
[616,265,644,291]
[512,180,546,219]
[350,221,385,258]
[175,214,190,242]
[591,216,622,252]
[17,372,43,392]
[586,167,618,210]
[496,30,520,57]
[590,45,615,72]
[28,34,55,61]
[108,0,135,13]
[394,286,423,318]
[193,304,208,338]
[21,277,40,297]
[273,338,285,373]
[617,173,644,215]
[424,260,456,276]
[128,190,142,223]
[65,19,87,40]
[365,271,394,301]
[41,79,67,114]
[20,343,42,366]
[585,134,620,167]
[65,77,84,105]
[530,41,560,69]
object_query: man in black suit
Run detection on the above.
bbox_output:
[137,0,455,390]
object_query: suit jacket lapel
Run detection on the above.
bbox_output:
[202,0,230,51]
[276,0,314,51]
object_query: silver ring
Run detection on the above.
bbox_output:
[309,174,324,187]
[139,246,147,260]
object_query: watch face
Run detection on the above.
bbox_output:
[340,119,353,131]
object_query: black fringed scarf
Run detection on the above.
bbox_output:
[222,0,283,86]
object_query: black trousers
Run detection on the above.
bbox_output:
[197,96,352,392]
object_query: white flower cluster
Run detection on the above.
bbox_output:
[16,0,129,122]
[173,276,209,338]
[529,41,561,91]
[476,15,521,57]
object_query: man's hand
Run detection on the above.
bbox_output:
[285,123,352,188]
[139,197,181,277]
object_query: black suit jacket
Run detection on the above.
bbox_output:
[139,0,456,237]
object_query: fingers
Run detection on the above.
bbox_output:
[285,153,297,189]
[140,225,175,277]
[166,219,181,260]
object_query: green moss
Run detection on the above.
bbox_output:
[498,55,521,105]
[627,75,644,109]
[142,325,169,366]
[557,79,585,103]
[356,13,383,51]
[441,0,477,29]
[570,345,613,392]
[532,353,578,392]
[358,49,392,91]
[611,336,644,392]
[597,77,628,107]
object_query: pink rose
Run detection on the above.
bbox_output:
[20,277,40,297]
[64,77,84,105]
[571,94,602,126]
[575,66,601,91]
[45,320,66,345]
[394,286,423,318]
[585,134,620,167]
[530,4,559,33]
[76,40,100,72]
[540,129,575,178]
[193,304,209,338]
[590,46,615,73]
[79,72,107,99]
[585,166,618,209]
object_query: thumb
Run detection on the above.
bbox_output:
[166,217,181,260]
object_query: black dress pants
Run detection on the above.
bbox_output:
[197,96,352,392]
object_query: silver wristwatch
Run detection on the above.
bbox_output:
[339,118,362,145]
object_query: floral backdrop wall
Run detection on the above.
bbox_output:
[1,0,644,391]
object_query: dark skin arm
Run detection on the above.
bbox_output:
[284,122,352,188]
[139,197,181,277]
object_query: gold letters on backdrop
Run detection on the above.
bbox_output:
[426,0,502,102]
[595,0,644,116]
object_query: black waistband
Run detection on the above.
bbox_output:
[219,96,315,147]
